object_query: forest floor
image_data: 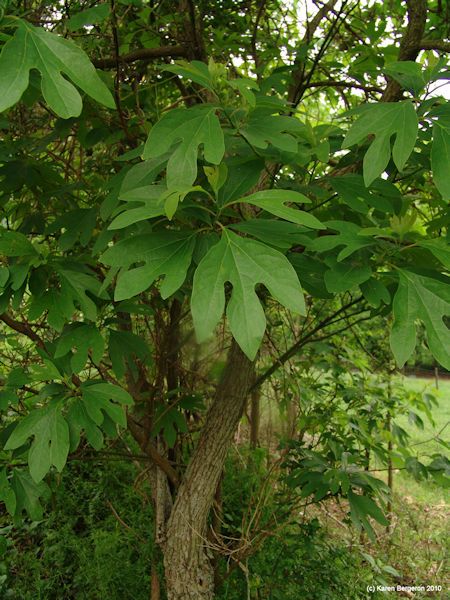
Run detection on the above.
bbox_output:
[320,377,450,598]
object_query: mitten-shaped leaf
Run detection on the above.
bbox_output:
[390,270,450,370]
[342,101,418,186]
[142,106,225,189]
[0,21,114,117]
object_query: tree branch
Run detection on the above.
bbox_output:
[419,39,450,53]
[0,313,45,349]
[126,415,180,487]
[382,0,428,102]
[92,45,188,69]
[304,80,383,93]
[251,297,365,391]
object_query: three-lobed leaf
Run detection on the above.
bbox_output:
[5,404,69,483]
[54,323,104,373]
[80,382,133,429]
[101,231,196,301]
[191,230,305,359]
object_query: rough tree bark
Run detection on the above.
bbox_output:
[250,389,261,449]
[163,340,255,600]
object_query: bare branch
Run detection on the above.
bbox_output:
[419,39,450,53]
[0,313,45,349]
[92,45,188,69]
[305,80,383,93]
[251,297,366,391]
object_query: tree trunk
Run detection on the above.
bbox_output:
[163,340,255,599]
[250,389,260,449]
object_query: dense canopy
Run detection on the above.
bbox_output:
[0,1,449,598]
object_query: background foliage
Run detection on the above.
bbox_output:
[0,0,449,597]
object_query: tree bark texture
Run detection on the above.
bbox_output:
[250,389,261,449]
[163,340,255,599]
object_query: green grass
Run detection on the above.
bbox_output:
[393,376,449,505]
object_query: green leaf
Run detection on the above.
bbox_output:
[101,231,195,301]
[0,265,9,287]
[108,330,151,379]
[289,254,333,299]
[30,359,62,382]
[54,323,105,373]
[383,61,426,95]
[418,239,450,268]
[360,278,390,308]
[55,266,104,322]
[163,60,214,90]
[0,230,37,256]
[67,3,111,31]
[231,219,311,250]
[191,230,305,359]
[342,101,418,186]
[0,469,16,515]
[66,399,104,452]
[160,186,207,220]
[10,469,48,521]
[0,389,18,411]
[405,457,428,480]
[109,185,166,230]
[119,156,169,194]
[81,382,133,429]
[390,270,450,370]
[152,401,193,448]
[0,20,114,118]
[232,190,323,230]
[50,208,97,250]
[218,159,263,205]
[240,112,302,153]
[329,175,396,214]
[204,163,228,196]
[324,260,372,293]
[348,490,388,541]
[142,105,225,189]
[28,263,105,331]
[227,78,259,106]
[83,382,133,405]
[431,108,450,200]
[5,404,70,482]
[308,221,374,260]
